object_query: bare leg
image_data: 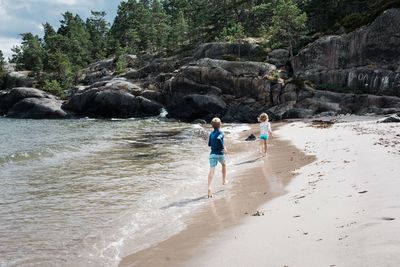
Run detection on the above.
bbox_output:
[259,140,264,154]
[264,140,267,154]
[208,167,215,198]
[222,163,228,185]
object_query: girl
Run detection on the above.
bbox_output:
[258,113,273,155]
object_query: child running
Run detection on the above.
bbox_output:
[258,113,273,155]
[207,117,227,198]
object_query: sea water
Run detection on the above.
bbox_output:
[0,117,211,266]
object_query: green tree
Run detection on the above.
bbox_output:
[174,10,189,49]
[86,11,109,61]
[58,12,91,68]
[110,0,151,52]
[0,50,5,88]
[149,0,170,52]
[268,0,307,70]
[11,33,44,75]
[219,22,245,58]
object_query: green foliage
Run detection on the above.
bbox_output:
[11,33,44,75]
[303,0,400,33]
[0,50,5,76]
[42,79,64,97]
[115,56,128,75]
[86,11,109,61]
[267,0,307,66]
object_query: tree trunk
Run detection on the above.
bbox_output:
[288,39,295,75]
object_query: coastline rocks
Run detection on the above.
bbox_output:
[166,94,227,122]
[378,114,400,123]
[266,82,400,120]
[293,9,400,97]
[0,87,68,119]
[62,88,163,118]
[161,58,276,122]
[0,87,53,115]
[7,98,67,119]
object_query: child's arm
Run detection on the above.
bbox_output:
[268,123,273,137]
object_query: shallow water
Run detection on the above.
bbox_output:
[0,117,211,266]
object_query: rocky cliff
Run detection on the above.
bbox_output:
[294,9,400,97]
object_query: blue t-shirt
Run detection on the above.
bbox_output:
[208,130,224,155]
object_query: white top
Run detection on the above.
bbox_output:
[260,122,272,135]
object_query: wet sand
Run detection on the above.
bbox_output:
[119,123,314,267]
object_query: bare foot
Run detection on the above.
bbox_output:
[208,189,213,198]
[223,179,229,185]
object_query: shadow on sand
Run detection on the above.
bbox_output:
[234,156,264,166]
[161,190,224,210]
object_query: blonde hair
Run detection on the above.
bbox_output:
[258,113,269,122]
[211,117,221,129]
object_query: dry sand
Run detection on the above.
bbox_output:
[119,123,313,267]
[185,116,400,267]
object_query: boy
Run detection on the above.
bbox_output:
[207,117,227,198]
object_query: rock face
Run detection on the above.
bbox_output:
[161,58,276,122]
[193,42,264,61]
[62,79,163,118]
[7,98,67,119]
[293,9,400,97]
[0,88,68,119]
[79,57,115,85]
[267,49,289,68]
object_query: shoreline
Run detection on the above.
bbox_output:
[119,123,315,266]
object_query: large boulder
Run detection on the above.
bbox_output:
[267,49,290,68]
[0,87,53,115]
[167,94,227,122]
[293,9,400,97]
[62,88,163,118]
[7,98,67,119]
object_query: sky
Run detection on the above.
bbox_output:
[0,0,122,60]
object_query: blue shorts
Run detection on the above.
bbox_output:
[260,134,269,140]
[209,154,225,168]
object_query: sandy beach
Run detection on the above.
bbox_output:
[184,116,400,267]
[120,116,400,267]
[119,123,314,266]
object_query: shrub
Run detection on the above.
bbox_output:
[42,79,64,97]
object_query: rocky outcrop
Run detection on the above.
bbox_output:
[266,49,289,68]
[161,58,276,122]
[267,83,400,119]
[62,84,163,118]
[7,98,67,119]
[293,9,400,97]
[0,88,68,119]
[193,42,264,61]
[78,57,115,85]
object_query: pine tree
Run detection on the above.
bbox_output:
[86,11,109,61]
[11,33,44,75]
[268,0,307,70]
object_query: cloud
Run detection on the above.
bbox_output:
[0,0,119,60]
[0,37,20,60]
